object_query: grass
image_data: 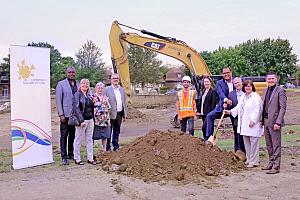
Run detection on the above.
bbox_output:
[197,125,300,151]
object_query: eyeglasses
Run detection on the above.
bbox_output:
[222,72,231,75]
[67,71,75,74]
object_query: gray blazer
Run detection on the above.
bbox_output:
[262,85,287,127]
[55,78,79,118]
[104,85,128,120]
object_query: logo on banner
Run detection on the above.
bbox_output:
[17,60,35,80]
[17,59,46,85]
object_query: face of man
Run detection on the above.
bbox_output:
[66,67,76,80]
[111,74,120,87]
[233,78,243,91]
[266,74,277,87]
[182,80,190,89]
[222,67,232,81]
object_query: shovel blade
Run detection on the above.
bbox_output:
[207,135,217,146]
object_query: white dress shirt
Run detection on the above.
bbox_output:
[113,86,123,112]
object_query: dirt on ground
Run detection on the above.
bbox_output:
[96,130,244,183]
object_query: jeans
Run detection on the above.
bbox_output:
[180,117,194,136]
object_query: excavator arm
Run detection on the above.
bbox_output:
[109,21,211,101]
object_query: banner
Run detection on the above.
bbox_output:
[10,45,53,169]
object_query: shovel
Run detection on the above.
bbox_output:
[207,110,226,146]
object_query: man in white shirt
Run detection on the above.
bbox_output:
[227,77,246,153]
[104,73,128,151]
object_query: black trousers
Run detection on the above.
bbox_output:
[230,117,245,153]
[201,115,207,139]
[60,118,75,159]
[106,112,123,151]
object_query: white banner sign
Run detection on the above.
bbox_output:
[10,45,53,169]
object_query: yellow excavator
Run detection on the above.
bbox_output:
[109,21,267,127]
[109,21,210,100]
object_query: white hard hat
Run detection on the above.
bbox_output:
[182,76,191,82]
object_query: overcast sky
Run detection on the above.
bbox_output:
[0,0,299,65]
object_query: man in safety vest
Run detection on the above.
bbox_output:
[176,76,197,136]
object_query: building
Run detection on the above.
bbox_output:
[164,67,184,89]
[0,65,9,98]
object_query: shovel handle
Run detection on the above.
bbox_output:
[213,110,226,137]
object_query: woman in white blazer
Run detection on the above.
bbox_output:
[226,80,263,168]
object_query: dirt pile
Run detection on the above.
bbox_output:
[96,130,244,183]
[126,107,146,119]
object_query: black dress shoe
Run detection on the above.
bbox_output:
[62,158,69,165]
[266,169,280,174]
[87,160,96,165]
[262,164,273,170]
[75,160,84,165]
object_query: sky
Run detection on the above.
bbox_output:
[0,0,299,66]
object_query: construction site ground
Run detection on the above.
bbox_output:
[0,90,299,200]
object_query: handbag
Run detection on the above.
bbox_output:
[68,110,80,126]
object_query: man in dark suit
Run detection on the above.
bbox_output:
[204,66,234,140]
[104,73,128,151]
[261,71,287,174]
[55,66,79,165]
[227,77,246,153]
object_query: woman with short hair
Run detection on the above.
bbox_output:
[92,82,111,152]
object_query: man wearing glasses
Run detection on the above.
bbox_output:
[55,66,79,165]
[204,66,234,140]
[104,73,128,151]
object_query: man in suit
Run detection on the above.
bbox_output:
[104,73,128,151]
[227,77,246,153]
[261,71,287,174]
[55,66,79,165]
[204,66,234,140]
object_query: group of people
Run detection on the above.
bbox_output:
[55,66,127,166]
[56,65,287,175]
[176,66,287,174]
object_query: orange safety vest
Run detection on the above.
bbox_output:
[177,89,196,118]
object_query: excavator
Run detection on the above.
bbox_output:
[109,21,267,127]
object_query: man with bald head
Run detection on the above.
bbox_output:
[56,66,79,165]
[226,77,246,153]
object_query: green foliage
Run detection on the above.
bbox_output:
[159,65,169,80]
[128,45,163,88]
[1,55,10,79]
[159,85,171,93]
[75,40,106,87]
[202,38,298,84]
[51,56,77,88]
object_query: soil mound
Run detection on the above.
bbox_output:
[126,107,146,119]
[96,130,244,183]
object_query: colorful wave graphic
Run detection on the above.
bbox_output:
[11,119,52,156]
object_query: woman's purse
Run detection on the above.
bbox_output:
[68,110,80,126]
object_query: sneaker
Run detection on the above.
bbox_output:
[87,160,96,165]
[62,158,69,165]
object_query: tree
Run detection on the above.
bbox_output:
[159,65,169,80]
[128,45,162,88]
[75,40,105,86]
[1,55,10,78]
[50,56,77,88]
[239,38,298,83]
[75,40,105,69]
